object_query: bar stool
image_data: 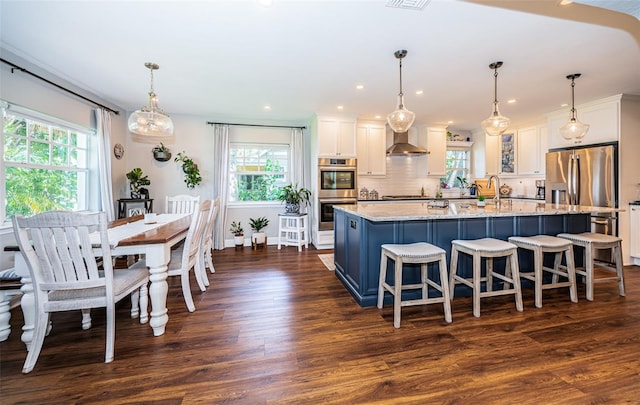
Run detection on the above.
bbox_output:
[377,242,452,328]
[557,232,625,301]
[449,238,523,317]
[508,235,578,308]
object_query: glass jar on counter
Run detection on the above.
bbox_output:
[368,189,379,200]
[359,187,369,200]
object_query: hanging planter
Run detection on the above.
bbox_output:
[174,151,202,189]
[152,143,172,162]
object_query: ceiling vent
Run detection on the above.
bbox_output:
[386,0,431,10]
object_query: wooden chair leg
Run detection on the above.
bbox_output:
[393,257,403,328]
[377,251,388,309]
[439,256,452,323]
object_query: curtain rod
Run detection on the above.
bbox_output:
[207,121,306,130]
[1,58,120,115]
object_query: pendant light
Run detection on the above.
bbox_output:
[559,73,589,143]
[481,61,511,137]
[386,50,415,133]
[128,62,174,137]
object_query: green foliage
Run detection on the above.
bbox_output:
[236,158,283,201]
[278,183,311,206]
[174,152,202,189]
[230,221,244,236]
[478,195,485,201]
[152,142,170,153]
[126,167,150,192]
[249,216,269,233]
[5,167,76,220]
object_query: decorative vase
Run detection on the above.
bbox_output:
[131,190,141,199]
[477,200,486,207]
[234,235,244,247]
[285,202,300,214]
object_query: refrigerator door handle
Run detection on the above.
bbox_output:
[574,154,580,205]
[567,155,574,204]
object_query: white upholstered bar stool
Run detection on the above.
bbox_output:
[449,238,523,317]
[508,235,578,308]
[557,232,625,301]
[377,242,452,328]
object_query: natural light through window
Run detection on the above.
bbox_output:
[228,143,289,202]
[444,147,470,188]
[1,109,90,222]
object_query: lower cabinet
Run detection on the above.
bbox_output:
[631,205,640,261]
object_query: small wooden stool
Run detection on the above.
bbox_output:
[508,235,578,308]
[557,232,625,301]
[377,242,452,328]
[449,238,523,317]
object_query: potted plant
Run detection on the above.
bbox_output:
[249,216,269,246]
[477,195,486,207]
[152,142,171,162]
[174,152,202,189]
[230,221,244,247]
[126,167,150,199]
[457,176,470,197]
[278,183,311,214]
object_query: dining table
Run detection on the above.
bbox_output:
[13,213,191,348]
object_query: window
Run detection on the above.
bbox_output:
[444,147,471,188]
[2,108,91,222]
[229,143,289,202]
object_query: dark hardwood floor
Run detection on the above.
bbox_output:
[1,246,639,404]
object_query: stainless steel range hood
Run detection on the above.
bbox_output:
[386,131,427,155]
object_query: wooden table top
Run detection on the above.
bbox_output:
[112,215,192,246]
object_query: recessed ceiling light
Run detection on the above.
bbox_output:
[375,115,382,119]
[356,84,364,90]
[415,90,424,95]
[558,0,573,6]
[337,105,344,110]
[447,120,454,124]
[507,99,516,104]
[257,0,273,7]
[560,103,569,107]
[263,105,272,111]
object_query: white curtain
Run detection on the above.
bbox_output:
[95,108,115,221]
[212,124,230,250]
[290,127,307,189]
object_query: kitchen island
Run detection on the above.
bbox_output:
[333,200,617,307]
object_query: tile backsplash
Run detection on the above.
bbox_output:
[357,156,543,199]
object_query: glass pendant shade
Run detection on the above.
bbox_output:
[128,62,174,137]
[560,117,589,142]
[387,95,415,133]
[482,61,510,137]
[481,103,511,137]
[559,73,589,143]
[387,50,415,133]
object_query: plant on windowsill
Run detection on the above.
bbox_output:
[249,216,269,245]
[174,152,202,189]
[456,176,470,197]
[278,183,311,214]
[230,221,244,247]
[152,142,172,162]
[126,167,150,199]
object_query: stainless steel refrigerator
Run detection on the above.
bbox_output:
[545,142,618,261]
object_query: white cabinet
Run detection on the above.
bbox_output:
[517,125,547,175]
[356,124,386,176]
[631,205,640,261]
[484,133,500,176]
[317,118,356,157]
[422,126,447,176]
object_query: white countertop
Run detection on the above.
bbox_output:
[335,200,621,222]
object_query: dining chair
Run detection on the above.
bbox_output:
[165,194,200,214]
[131,199,212,312]
[12,211,149,374]
[199,198,220,287]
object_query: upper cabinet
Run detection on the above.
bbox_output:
[485,132,516,176]
[546,95,621,149]
[356,122,386,176]
[419,126,447,176]
[316,117,357,157]
[516,125,547,175]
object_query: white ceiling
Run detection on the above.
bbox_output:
[1,0,639,131]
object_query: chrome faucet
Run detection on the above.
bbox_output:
[487,175,501,203]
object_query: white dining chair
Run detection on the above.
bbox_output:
[199,198,220,287]
[165,194,200,214]
[12,211,149,374]
[131,200,212,312]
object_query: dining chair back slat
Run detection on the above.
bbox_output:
[165,195,200,214]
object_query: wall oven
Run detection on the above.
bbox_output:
[318,158,357,199]
[318,198,358,231]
